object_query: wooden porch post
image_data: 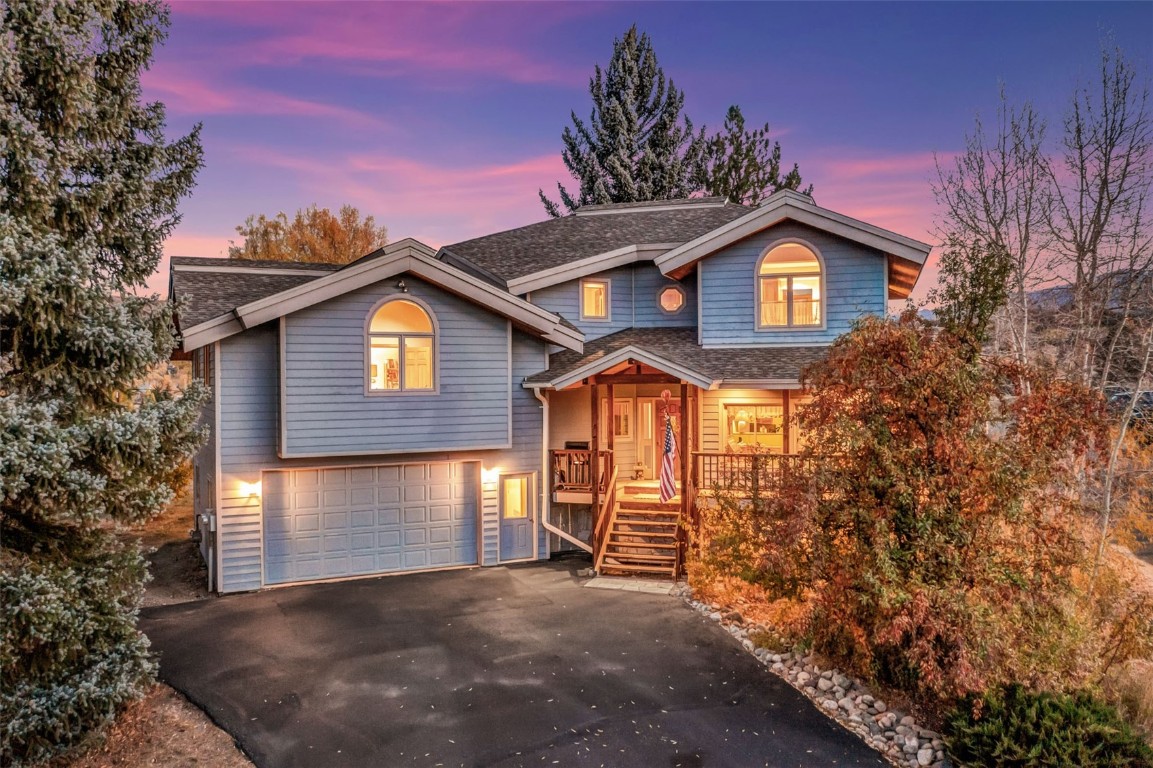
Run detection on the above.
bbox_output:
[606,383,615,457]
[590,382,599,519]
[679,383,688,515]
[783,389,791,453]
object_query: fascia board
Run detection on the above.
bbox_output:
[536,345,714,391]
[237,251,416,328]
[181,313,242,352]
[403,255,583,351]
[232,246,584,352]
[507,243,681,295]
[436,247,509,289]
[718,378,804,390]
[655,197,932,275]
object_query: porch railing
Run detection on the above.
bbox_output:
[550,449,613,495]
[693,452,814,496]
[592,465,620,572]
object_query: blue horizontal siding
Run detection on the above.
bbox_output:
[699,222,887,346]
[282,276,510,455]
[213,314,550,592]
[528,263,696,338]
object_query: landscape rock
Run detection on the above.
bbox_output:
[678,592,953,768]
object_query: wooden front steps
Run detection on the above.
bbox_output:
[597,490,682,580]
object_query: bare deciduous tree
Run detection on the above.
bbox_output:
[934,41,1153,576]
[933,87,1049,375]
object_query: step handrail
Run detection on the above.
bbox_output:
[592,465,620,573]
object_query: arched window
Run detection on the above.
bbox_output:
[757,242,823,328]
[367,299,436,392]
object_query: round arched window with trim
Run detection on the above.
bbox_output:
[367,299,436,391]
[757,242,823,328]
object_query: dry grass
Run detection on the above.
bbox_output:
[1104,659,1153,746]
[58,684,251,768]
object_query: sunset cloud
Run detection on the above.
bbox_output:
[142,65,388,129]
[224,144,567,246]
[168,2,590,86]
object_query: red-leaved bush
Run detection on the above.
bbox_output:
[693,310,1153,706]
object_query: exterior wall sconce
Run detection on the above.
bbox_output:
[239,480,261,497]
[396,279,408,293]
[481,467,500,484]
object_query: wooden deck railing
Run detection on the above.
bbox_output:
[550,449,613,494]
[592,465,620,573]
[693,452,815,496]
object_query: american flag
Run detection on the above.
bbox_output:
[659,414,677,503]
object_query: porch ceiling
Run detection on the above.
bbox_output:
[522,327,828,391]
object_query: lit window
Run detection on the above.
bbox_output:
[368,299,435,392]
[600,398,633,441]
[658,285,685,314]
[757,243,822,328]
[581,279,610,320]
[725,403,784,453]
[501,476,529,519]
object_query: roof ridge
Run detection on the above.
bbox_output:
[574,197,733,216]
[170,256,342,271]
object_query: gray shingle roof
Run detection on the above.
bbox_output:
[441,200,749,284]
[169,257,337,329]
[523,327,828,386]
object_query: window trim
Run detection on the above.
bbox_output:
[656,284,687,315]
[579,278,611,322]
[754,238,827,332]
[363,294,440,396]
[722,399,787,454]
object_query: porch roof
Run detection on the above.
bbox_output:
[523,327,828,390]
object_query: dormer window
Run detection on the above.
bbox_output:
[581,279,610,321]
[757,242,823,328]
[367,298,436,392]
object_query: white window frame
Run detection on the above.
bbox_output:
[364,295,440,396]
[580,278,611,322]
[755,238,827,331]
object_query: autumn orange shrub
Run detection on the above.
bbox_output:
[691,311,1153,709]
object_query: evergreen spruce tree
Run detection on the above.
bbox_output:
[698,105,812,205]
[0,1,205,763]
[539,25,707,216]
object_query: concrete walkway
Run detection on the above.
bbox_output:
[142,563,885,768]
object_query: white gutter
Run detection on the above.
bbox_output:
[535,385,593,554]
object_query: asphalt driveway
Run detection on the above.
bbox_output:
[142,562,885,768]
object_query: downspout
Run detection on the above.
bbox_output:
[533,386,550,559]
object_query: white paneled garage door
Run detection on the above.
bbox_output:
[263,462,478,585]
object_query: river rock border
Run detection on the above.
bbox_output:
[671,584,950,768]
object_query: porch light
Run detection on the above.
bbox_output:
[481,467,500,484]
[239,480,261,497]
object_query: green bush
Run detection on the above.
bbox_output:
[945,684,1153,767]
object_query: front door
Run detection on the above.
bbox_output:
[499,474,534,561]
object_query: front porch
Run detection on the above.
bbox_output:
[541,375,808,580]
[524,328,820,579]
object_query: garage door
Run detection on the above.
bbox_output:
[263,462,478,585]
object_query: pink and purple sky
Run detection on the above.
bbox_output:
[146,1,1153,300]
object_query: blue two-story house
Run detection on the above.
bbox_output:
[172,190,930,593]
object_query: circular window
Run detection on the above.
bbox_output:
[658,285,686,314]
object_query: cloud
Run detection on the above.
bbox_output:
[225,144,567,246]
[807,149,948,302]
[168,2,589,86]
[142,64,387,129]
